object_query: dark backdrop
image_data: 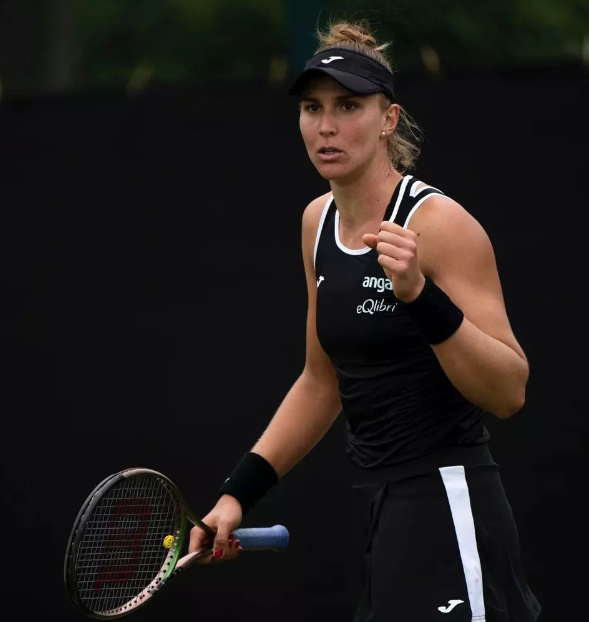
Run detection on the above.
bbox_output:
[2,65,587,620]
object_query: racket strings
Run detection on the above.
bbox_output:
[75,474,180,613]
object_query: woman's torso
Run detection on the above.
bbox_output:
[314,175,490,469]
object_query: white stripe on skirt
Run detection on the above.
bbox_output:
[439,465,486,621]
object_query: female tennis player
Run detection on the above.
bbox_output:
[189,20,541,622]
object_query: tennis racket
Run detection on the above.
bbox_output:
[64,467,289,618]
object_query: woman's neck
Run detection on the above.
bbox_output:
[330,160,403,230]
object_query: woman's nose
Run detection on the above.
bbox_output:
[319,113,337,136]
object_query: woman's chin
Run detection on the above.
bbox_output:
[315,161,354,181]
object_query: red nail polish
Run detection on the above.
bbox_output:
[214,548,224,559]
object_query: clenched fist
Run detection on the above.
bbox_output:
[363,222,426,303]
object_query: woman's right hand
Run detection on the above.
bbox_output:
[188,494,243,564]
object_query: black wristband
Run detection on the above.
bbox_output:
[403,277,464,344]
[218,452,278,515]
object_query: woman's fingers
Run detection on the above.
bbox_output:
[213,534,242,563]
[376,241,414,262]
[362,233,378,248]
[188,497,243,565]
[189,524,215,565]
[188,528,242,565]
[377,230,417,252]
[363,223,417,251]
[212,520,233,560]
[378,221,415,238]
[377,253,409,274]
[189,524,209,552]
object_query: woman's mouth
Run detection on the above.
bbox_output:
[317,147,343,162]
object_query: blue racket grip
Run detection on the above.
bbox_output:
[232,525,289,551]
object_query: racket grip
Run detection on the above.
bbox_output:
[233,525,289,551]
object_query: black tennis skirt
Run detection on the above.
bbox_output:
[350,445,541,622]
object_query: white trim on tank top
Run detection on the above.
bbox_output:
[334,174,414,256]
[410,178,442,197]
[387,175,413,223]
[334,210,372,255]
[313,176,444,264]
[313,195,333,269]
[404,190,445,228]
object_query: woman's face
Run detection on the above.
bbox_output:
[299,75,396,181]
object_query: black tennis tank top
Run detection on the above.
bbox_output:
[314,175,490,469]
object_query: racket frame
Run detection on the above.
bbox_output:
[65,468,286,619]
[65,468,193,619]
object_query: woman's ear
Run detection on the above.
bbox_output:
[384,103,400,133]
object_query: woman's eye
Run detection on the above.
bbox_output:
[342,102,357,111]
[305,104,320,112]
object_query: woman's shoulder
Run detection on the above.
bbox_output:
[409,186,485,237]
[403,176,476,229]
[302,191,333,236]
[408,186,494,276]
[301,192,333,263]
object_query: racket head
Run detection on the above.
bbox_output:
[64,468,188,619]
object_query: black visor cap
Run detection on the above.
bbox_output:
[288,48,395,101]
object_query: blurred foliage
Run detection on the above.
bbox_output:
[74,0,285,86]
[326,0,589,68]
[73,0,589,88]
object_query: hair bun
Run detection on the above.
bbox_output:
[329,22,378,49]
[315,19,392,67]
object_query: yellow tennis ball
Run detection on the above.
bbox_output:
[163,535,175,549]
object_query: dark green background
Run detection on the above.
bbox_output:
[1,0,587,93]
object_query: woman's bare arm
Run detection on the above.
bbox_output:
[410,196,529,419]
[189,195,340,560]
[252,194,341,476]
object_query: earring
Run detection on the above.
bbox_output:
[381,130,386,137]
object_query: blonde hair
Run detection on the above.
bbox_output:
[315,20,421,173]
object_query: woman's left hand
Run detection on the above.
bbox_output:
[363,222,426,303]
